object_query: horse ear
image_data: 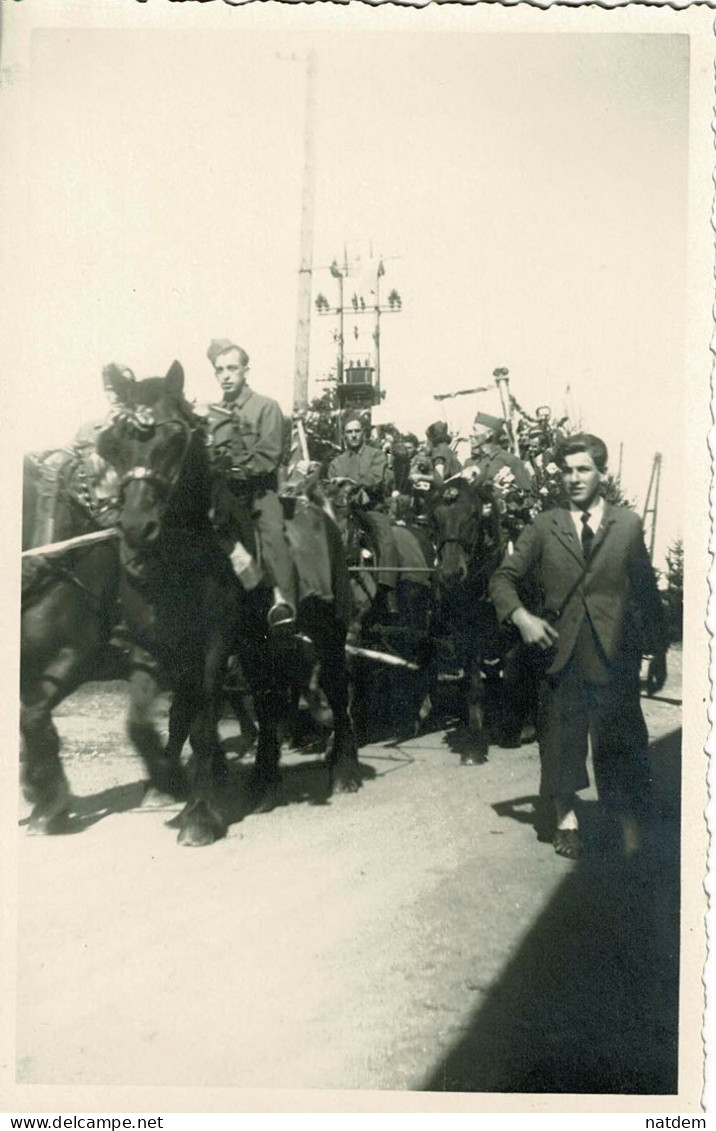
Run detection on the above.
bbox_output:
[165,360,185,393]
[102,364,132,408]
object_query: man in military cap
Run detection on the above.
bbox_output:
[463,411,533,492]
[327,416,400,616]
[206,338,296,630]
[423,420,462,483]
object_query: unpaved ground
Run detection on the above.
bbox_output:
[16,653,683,1094]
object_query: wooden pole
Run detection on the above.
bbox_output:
[345,644,419,671]
[22,528,118,559]
[493,368,518,455]
[293,50,317,414]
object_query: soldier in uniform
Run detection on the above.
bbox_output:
[327,416,400,616]
[206,338,296,631]
[461,412,536,749]
[462,411,533,493]
[423,420,462,483]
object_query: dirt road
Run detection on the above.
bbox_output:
[16,657,682,1095]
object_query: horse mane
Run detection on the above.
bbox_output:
[123,377,200,424]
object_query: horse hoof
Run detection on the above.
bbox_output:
[176,800,226,846]
[329,766,362,794]
[177,822,223,847]
[27,806,70,835]
[176,813,226,847]
[394,723,419,743]
[251,782,280,814]
[247,766,281,811]
[141,785,181,810]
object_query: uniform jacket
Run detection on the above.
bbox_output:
[327,443,392,505]
[463,445,532,492]
[208,385,285,484]
[488,503,667,676]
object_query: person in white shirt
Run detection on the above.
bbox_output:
[489,433,668,860]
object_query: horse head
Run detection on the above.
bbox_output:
[432,476,494,587]
[96,361,204,552]
[322,477,358,541]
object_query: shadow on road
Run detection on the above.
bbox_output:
[19,780,151,835]
[423,727,681,1094]
[217,758,378,825]
[19,756,378,837]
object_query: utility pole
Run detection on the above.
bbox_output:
[373,259,386,399]
[293,50,317,414]
[330,259,344,384]
[642,452,662,563]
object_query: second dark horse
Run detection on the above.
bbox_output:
[97,361,360,846]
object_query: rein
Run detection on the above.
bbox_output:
[117,416,194,508]
[435,533,481,561]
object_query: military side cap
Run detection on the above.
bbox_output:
[473,411,505,433]
[426,420,450,444]
[207,338,243,365]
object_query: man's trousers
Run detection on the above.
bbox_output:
[217,482,297,611]
[537,619,650,814]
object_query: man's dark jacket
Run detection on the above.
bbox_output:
[489,503,667,677]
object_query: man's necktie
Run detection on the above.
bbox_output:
[580,511,594,559]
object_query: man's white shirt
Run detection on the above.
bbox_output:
[569,497,605,539]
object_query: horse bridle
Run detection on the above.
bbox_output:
[435,531,481,562]
[117,416,195,507]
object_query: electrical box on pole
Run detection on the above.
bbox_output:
[315,243,401,428]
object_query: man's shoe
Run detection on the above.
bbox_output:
[267,601,296,632]
[553,828,581,860]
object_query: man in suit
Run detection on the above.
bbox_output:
[489,433,668,859]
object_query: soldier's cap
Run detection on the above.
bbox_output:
[207,339,249,367]
[473,411,505,434]
[426,420,450,444]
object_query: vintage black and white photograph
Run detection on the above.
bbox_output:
[3,0,712,1114]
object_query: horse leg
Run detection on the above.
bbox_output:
[20,648,81,834]
[127,655,188,806]
[176,646,230,847]
[176,704,227,847]
[224,690,258,755]
[462,659,488,765]
[302,602,360,795]
[246,688,283,811]
[391,582,433,741]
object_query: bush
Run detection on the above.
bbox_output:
[663,539,684,643]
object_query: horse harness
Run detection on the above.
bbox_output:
[113,410,195,508]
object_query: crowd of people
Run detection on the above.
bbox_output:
[32,337,669,862]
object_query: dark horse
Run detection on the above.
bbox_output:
[324,478,436,742]
[431,477,510,764]
[20,449,124,832]
[96,361,359,847]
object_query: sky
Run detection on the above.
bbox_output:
[5,27,689,566]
